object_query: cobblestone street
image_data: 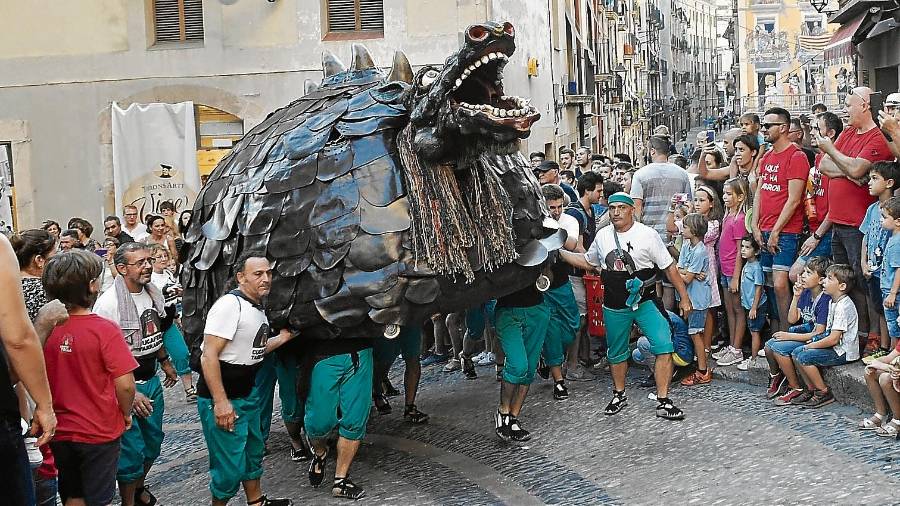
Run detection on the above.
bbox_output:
[149,361,900,505]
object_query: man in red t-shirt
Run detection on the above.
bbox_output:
[815,86,895,340]
[752,107,810,331]
[42,250,137,506]
[791,111,844,281]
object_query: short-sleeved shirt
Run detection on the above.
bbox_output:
[21,277,49,322]
[827,127,893,227]
[881,233,900,292]
[860,201,891,274]
[629,162,693,242]
[566,201,596,276]
[203,293,270,366]
[44,314,138,444]
[797,289,831,328]
[585,221,673,309]
[826,295,859,361]
[560,182,579,204]
[677,241,711,311]
[93,288,164,358]
[719,212,746,277]
[756,143,809,233]
[123,224,149,243]
[740,260,767,310]
[808,156,830,231]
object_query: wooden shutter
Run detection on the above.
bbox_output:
[153,0,204,44]
[327,0,383,33]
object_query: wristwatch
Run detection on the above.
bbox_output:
[812,231,822,241]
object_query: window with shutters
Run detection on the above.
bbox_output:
[151,0,204,46]
[323,0,384,40]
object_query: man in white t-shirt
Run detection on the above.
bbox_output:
[121,205,149,243]
[560,193,693,421]
[537,184,582,400]
[93,242,178,506]
[196,254,296,506]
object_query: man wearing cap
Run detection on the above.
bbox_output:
[879,92,900,160]
[559,192,693,421]
[535,161,579,203]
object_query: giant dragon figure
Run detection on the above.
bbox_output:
[180,21,564,348]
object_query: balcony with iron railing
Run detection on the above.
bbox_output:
[736,93,846,114]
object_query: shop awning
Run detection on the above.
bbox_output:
[824,14,865,62]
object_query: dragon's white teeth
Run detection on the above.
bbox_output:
[481,55,490,64]
[488,53,498,60]
[499,109,508,117]
[455,78,463,88]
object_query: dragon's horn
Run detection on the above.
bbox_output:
[304,79,319,94]
[322,50,346,77]
[350,44,376,71]
[387,51,413,83]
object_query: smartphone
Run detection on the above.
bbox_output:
[706,130,715,143]
[674,193,690,205]
[95,248,108,258]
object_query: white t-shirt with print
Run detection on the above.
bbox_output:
[123,224,149,243]
[825,295,859,361]
[585,221,674,272]
[202,294,269,366]
[94,287,164,357]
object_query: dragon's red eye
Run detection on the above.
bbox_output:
[503,23,515,37]
[468,25,488,41]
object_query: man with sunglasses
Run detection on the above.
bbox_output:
[879,92,900,160]
[814,86,894,347]
[752,107,810,332]
[94,242,178,506]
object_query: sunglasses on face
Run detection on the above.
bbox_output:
[761,122,785,129]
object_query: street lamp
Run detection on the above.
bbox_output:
[809,0,828,13]
[614,63,628,79]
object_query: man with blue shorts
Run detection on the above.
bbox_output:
[560,193,693,420]
[751,107,809,331]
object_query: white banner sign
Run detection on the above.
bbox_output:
[111,101,201,219]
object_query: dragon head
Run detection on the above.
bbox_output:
[405,21,541,163]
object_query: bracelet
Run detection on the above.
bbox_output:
[812,231,822,240]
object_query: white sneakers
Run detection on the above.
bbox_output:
[715,346,744,367]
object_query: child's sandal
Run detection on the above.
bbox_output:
[858,413,884,430]
[876,420,900,438]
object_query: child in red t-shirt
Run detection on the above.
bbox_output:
[41,250,138,506]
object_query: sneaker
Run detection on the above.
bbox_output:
[716,347,744,366]
[477,352,496,366]
[421,353,449,366]
[774,388,806,406]
[789,389,815,405]
[736,357,757,371]
[655,397,685,420]
[290,445,311,462]
[508,416,531,442]
[863,348,889,365]
[639,374,656,388]
[681,369,712,386]
[591,356,609,371]
[443,359,461,372]
[471,351,488,363]
[460,352,477,380]
[765,373,787,399]
[537,358,550,380]
[495,411,511,441]
[553,381,569,400]
[565,364,596,382]
[800,389,835,409]
[711,346,730,361]
[604,390,628,415]
[756,348,766,357]
[252,496,294,506]
[332,477,365,500]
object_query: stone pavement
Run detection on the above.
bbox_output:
[148,361,900,505]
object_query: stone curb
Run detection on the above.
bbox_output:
[711,359,873,413]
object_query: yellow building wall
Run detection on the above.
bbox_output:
[0,0,128,58]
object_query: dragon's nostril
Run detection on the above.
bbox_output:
[503,23,515,37]
[468,25,488,41]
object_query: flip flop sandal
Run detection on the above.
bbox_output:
[604,391,628,415]
[403,404,429,424]
[135,486,157,506]
[308,450,328,487]
[858,413,885,430]
[332,477,366,500]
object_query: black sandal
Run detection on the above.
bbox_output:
[656,397,685,420]
[308,449,328,487]
[248,495,293,506]
[382,378,400,398]
[373,393,392,415]
[332,476,366,500]
[403,404,429,424]
[135,486,157,506]
[460,352,477,380]
[604,390,628,415]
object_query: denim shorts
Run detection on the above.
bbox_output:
[797,230,833,263]
[687,308,708,335]
[746,301,768,332]
[760,231,799,272]
[720,274,732,289]
[883,288,900,339]
[791,346,851,366]
[788,322,814,334]
[868,276,885,315]
[765,337,805,357]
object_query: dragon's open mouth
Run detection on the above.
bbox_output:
[449,45,539,134]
